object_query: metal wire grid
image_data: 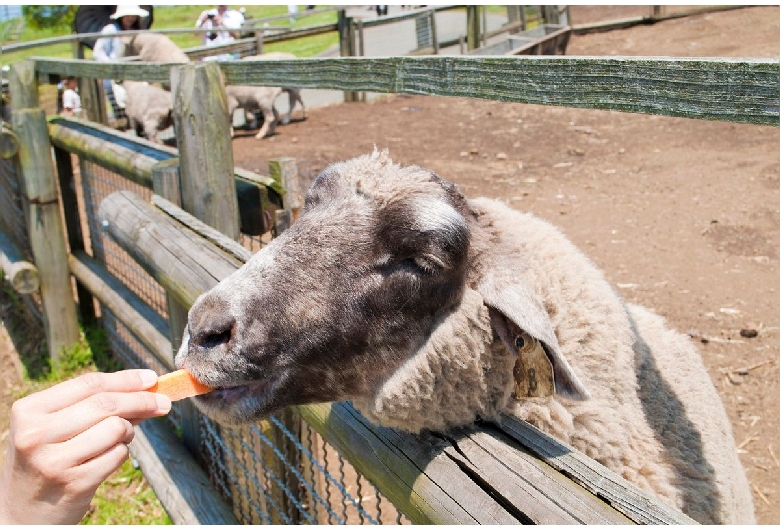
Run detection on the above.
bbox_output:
[0,156,27,253]
[74,155,409,524]
[79,160,168,319]
[0,153,44,323]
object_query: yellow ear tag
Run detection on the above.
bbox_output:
[512,331,556,398]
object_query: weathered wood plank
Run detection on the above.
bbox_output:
[151,195,253,263]
[68,251,173,372]
[48,118,167,188]
[496,414,698,524]
[444,423,633,524]
[220,56,779,126]
[12,108,80,363]
[296,402,510,524]
[8,60,38,111]
[171,62,241,240]
[98,190,243,309]
[130,417,240,525]
[33,56,779,125]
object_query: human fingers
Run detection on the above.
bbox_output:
[58,416,135,467]
[43,391,170,443]
[18,370,158,414]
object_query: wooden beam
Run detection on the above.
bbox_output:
[32,56,779,126]
[8,60,38,111]
[98,190,243,310]
[171,62,240,241]
[466,6,480,51]
[12,108,80,364]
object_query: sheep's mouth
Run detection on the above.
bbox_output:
[195,376,277,408]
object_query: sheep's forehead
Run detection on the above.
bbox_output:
[317,152,455,212]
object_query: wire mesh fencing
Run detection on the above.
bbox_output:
[0,148,44,323]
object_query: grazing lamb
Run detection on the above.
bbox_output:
[225,85,283,139]
[241,52,307,124]
[175,150,755,524]
[122,80,174,145]
[119,32,190,63]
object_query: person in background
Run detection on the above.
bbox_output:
[92,5,149,120]
[287,4,299,24]
[0,370,171,524]
[60,77,82,117]
[195,5,244,60]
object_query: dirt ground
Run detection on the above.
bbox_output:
[2,4,779,524]
[228,5,780,523]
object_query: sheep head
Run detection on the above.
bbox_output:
[175,150,589,431]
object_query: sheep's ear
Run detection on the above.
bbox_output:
[477,275,591,400]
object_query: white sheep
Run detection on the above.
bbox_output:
[241,52,307,125]
[122,80,174,145]
[225,84,283,139]
[119,32,190,63]
[175,150,755,524]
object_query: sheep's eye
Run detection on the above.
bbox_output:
[408,255,444,274]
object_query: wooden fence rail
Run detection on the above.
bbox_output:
[31,56,780,126]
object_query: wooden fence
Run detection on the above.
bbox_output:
[2,11,777,524]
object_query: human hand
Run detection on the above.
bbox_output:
[0,370,171,524]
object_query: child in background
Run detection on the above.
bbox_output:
[60,77,82,117]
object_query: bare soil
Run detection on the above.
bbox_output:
[229,5,780,523]
[1,5,778,524]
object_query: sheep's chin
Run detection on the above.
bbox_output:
[192,377,277,424]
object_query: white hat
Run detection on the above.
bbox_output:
[111,5,149,20]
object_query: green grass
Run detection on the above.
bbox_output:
[0,5,340,67]
[0,283,171,525]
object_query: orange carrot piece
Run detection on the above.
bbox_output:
[149,369,213,401]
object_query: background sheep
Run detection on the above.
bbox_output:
[225,85,283,139]
[122,80,174,145]
[241,52,307,125]
[119,32,190,63]
[175,150,754,524]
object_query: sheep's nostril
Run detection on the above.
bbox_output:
[197,327,233,350]
[188,294,235,352]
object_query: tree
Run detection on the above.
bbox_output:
[22,5,78,30]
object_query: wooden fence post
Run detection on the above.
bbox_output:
[337,10,359,103]
[9,60,39,111]
[430,10,439,54]
[466,6,480,51]
[53,145,96,325]
[169,62,241,498]
[12,108,80,364]
[255,28,264,54]
[171,62,240,241]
